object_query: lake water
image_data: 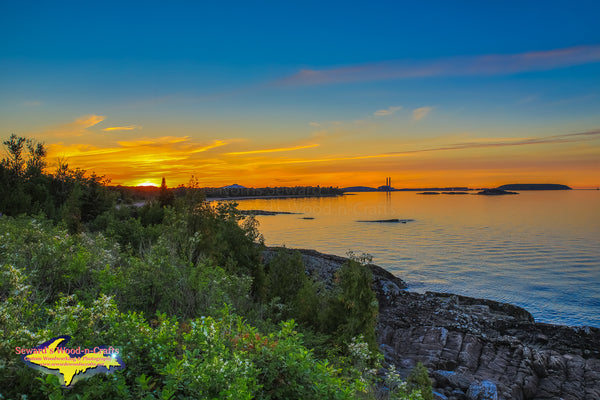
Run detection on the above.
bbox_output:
[224,191,600,327]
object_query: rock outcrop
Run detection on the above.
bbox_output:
[266,248,600,400]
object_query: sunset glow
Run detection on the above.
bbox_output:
[1,2,599,189]
[136,182,159,188]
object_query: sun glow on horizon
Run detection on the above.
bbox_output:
[135,181,159,188]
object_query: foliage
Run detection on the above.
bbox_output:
[1,134,115,228]
[0,264,361,399]
[406,362,433,400]
[0,136,422,399]
[265,249,321,324]
[321,256,380,352]
[158,177,175,207]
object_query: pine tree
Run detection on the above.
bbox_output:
[158,177,175,207]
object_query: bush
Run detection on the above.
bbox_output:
[0,275,362,400]
[407,362,433,400]
[322,258,379,352]
[0,205,422,399]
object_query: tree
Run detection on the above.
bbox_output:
[407,362,433,400]
[2,134,46,178]
[1,134,113,223]
[322,257,379,352]
[158,177,175,207]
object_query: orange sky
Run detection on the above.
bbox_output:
[19,113,597,189]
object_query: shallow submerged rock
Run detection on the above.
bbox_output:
[356,218,414,223]
[240,209,301,215]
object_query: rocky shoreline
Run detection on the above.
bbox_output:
[264,248,600,400]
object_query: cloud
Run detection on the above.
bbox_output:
[74,115,106,128]
[48,137,228,168]
[384,129,600,156]
[225,144,319,156]
[278,44,600,86]
[41,115,107,138]
[247,129,600,166]
[192,140,228,153]
[374,106,403,116]
[413,107,432,121]
[101,125,141,132]
[309,122,321,127]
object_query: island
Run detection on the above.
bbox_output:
[496,184,572,190]
[477,188,519,195]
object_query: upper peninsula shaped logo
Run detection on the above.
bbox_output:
[21,335,125,388]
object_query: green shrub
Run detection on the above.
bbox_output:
[0,208,422,399]
[322,258,379,352]
[407,362,433,400]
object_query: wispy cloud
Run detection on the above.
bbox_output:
[374,106,403,116]
[42,115,107,138]
[101,125,141,132]
[309,122,321,127]
[251,129,600,166]
[279,44,600,86]
[413,107,432,121]
[385,129,600,156]
[48,137,228,169]
[75,115,106,129]
[225,144,319,156]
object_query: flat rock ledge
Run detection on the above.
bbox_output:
[263,247,600,400]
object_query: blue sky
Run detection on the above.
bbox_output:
[1,0,599,187]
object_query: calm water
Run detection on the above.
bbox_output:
[227,191,600,327]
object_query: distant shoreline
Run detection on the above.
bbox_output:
[207,193,343,201]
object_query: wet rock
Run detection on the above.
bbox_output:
[466,380,498,400]
[433,371,472,391]
[240,209,301,215]
[433,390,449,400]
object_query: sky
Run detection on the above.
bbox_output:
[1,0,599,188]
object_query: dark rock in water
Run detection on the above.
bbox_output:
[240,209,301,216]
[419,191,441,195]
[442,192,470,195]
[301,217,315,220]
[357,218,413,223]
[497,184,572,191]
[267,247,600,400]
[477,189,518,195]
